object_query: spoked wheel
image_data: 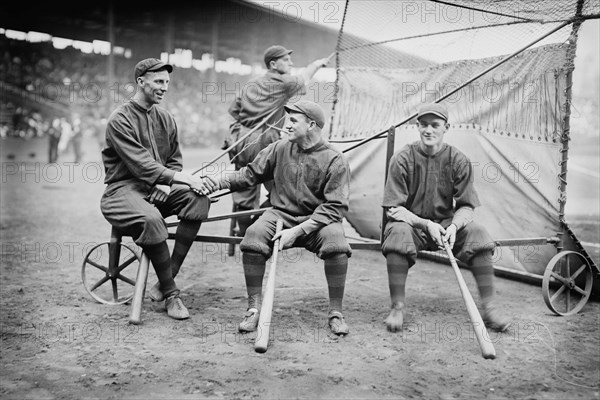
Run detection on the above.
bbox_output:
[542,251,593,316]
[81,242,140,305]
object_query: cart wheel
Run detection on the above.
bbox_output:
[542,251,593,316]
[81,242,140,305]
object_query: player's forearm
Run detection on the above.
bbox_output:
[172,171,195,186]
[387,206,429,230]
[300,58,327,82]
[299,219,324,235]
[451,207,474,230]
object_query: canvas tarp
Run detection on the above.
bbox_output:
[331,44,579,276]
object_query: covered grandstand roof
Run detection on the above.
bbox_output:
[0,0,430,67]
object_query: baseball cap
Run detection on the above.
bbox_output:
[264,45,293,67]
[134,58,173,80]
[284,100,325,128]
[417,103,449,122]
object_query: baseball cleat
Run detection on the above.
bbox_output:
[483,304,511,332]
[238,308,260,332]
[165,294,189,320]
[328,310,349,336]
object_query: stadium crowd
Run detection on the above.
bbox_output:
[0,35,246,155]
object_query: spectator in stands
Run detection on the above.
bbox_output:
[48,117,62,163]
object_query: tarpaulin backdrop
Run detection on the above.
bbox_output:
[329,36,585,275]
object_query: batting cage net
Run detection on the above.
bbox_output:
[327,0,599,276]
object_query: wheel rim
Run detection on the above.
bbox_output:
[542,251,593,316]
[81,242,140,305]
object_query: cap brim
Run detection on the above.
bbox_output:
[284,104,303,114]
[147,62,173,73]
[417,111,447,121]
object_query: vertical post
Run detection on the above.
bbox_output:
[557,0,584,251]
[381,125,396,241]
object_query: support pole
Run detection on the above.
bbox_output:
[381,125,395,241]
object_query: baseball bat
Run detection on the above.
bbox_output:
[443,240,496,360]
[254,219,284,353]
[129,252,150,325]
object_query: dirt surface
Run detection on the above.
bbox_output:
[1,138,599,400]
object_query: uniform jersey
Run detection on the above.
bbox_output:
[228,139,350,226]
[382,141,480,221]
[102,100,181,186]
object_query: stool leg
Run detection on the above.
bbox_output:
[228,202,238,257]
[129,252,150,325]
[108,227,123,276]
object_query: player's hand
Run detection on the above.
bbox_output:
[189,175,219,196]
[272,226,303,249]
[426,220,445,249]
[443,224,457,250]
[148,184,171,204]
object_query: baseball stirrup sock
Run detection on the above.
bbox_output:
[324,254,348,312]
[170,219,202,278]
[142,242,178,297]
[242,252,267,309]
[470,252,495,303]
[386,252,410,306]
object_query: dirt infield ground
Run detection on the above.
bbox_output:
[1,138,599,399]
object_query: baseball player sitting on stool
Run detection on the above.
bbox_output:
[225,45,333,238]
[209,100,352,335]
[101,58,217,320]
[381,102,511,332]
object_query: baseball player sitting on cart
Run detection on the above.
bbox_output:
[209,100,352,336]
[100,58,217,320]
[381,102,511,333]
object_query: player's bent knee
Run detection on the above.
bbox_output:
[381,222,417,257]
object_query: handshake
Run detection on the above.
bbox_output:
[172,171,230,197]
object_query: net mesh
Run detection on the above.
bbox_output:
[328,0,598,139]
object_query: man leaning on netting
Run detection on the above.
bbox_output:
[380,102,511,333]
[225,45,333,237]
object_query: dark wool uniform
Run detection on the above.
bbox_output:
[228,71,307,209]
[228,138,352,259]
[100,100,210,246]
[381,141,495,264]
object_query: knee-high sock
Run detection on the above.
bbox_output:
[242,252,267,309]
[386,252,410,307]
[170,219,202,278]
[142,242,178,297]
[324,254,348,313]
[470,251,495,304]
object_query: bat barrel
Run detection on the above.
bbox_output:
[443,241,496,360]
[254,219,284,353]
